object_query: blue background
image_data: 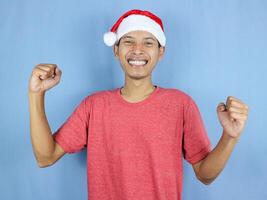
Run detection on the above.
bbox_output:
[0,0,266,199]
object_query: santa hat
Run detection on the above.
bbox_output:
[103,9,166,47]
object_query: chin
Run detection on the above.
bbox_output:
[126,72,150,80]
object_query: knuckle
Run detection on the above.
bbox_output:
[34,69,42,74]
[230,113,235,117]
[49,64,57,68]
[228,96,235,101]
[39,63,47,67]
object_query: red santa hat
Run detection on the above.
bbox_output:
[103,9,166,47]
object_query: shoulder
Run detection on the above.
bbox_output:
[82,87,117,105]
[159,86,194,105]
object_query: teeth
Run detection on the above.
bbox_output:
[128,60,147,66]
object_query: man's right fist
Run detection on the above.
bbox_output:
[28,64,62,93]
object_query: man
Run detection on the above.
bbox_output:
[28,9,249,200]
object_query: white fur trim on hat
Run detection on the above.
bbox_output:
[117,15,166,46]
[103,14,166,47]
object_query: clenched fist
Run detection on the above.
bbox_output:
[217,96,249,139]
[28,64,62,93]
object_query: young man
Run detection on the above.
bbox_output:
[28,9,249,200]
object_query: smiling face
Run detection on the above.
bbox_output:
[113,30,165,80]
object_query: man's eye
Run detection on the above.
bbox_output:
[123,41,132,44]
[145,42,153,46]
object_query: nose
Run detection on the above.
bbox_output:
[132,43,144,55]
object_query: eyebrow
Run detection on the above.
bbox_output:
[144,37,156,41]
[121,36,134,40]
[121,36,156,42]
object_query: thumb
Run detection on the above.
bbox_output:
[217,102,226,112]
[53,67,62,80]
[54,67,62,76]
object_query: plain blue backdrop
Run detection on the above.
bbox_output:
[0,0,266,199]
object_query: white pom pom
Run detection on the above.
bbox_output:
[103,32,117,46]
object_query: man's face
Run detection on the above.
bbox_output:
[113,30,165,80]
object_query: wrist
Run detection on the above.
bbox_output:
[222,130,240,143]
[28,90,45,106]
[28,90,45,97]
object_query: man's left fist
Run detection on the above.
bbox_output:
[217,96,249,139]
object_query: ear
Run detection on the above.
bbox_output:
[113,44,119,59]
[158,46,165,61]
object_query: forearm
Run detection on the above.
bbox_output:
[198,130,238,183]
[28,91,56,164]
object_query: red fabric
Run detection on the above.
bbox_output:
[110,9,164,32]
[53,86,212,200]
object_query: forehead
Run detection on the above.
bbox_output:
[121,30,157,40]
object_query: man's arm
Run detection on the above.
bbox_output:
[28,91,65,168]
[28,64,65,168]
[192,96,249,185]
[192,131,238,185]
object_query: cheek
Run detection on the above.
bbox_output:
[149,50,159,63]
[118,50,129,67]
[117,49,126,60]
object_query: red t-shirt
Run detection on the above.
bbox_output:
[53,85,212,200]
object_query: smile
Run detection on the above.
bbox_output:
[127,59,148,67]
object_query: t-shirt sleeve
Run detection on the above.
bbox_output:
[182,97,212,164]
[52,97,91,154]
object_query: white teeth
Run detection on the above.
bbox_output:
[128,60,147,66]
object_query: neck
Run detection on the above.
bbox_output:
[121,75,156,99]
